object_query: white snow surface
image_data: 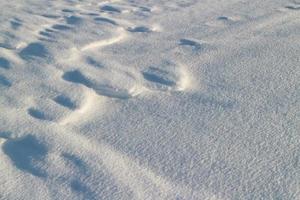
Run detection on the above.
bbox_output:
[0,0,300,199]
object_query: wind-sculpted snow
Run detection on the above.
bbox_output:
[0,0,300,199]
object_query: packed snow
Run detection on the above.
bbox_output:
[0,0,300,199]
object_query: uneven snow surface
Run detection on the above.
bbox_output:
[0,0,300,199]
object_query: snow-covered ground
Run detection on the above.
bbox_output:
[0,0,300,199]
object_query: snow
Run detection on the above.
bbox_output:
[0,0,300,199]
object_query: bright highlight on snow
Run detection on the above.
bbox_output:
[0,0,299,199]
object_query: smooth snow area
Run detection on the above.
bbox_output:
[0,0,300,199]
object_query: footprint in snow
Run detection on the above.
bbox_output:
[93,17,118,25]
[27,108,53,121]
[285,5,300,10]
[19,42,49,60]
[142,60,191,91]
[0,74,12,87]
[127,26,152,33]
[0,57,11,69]
[100,5,121,13]
[10,18,23,30]
[53,95,77,110]
[65,15,83,25]
[179,39,202,51]
[62,70,136,99]
[2,135,48,177]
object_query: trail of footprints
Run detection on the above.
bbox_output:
[0,1,298,198]
[0,0,249,196]
[19,0,250,123]
[13,1,194,124]
[2,3,293,125]
[0,18,22,89]
[4,7,197,193]
[0,16,15,89]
